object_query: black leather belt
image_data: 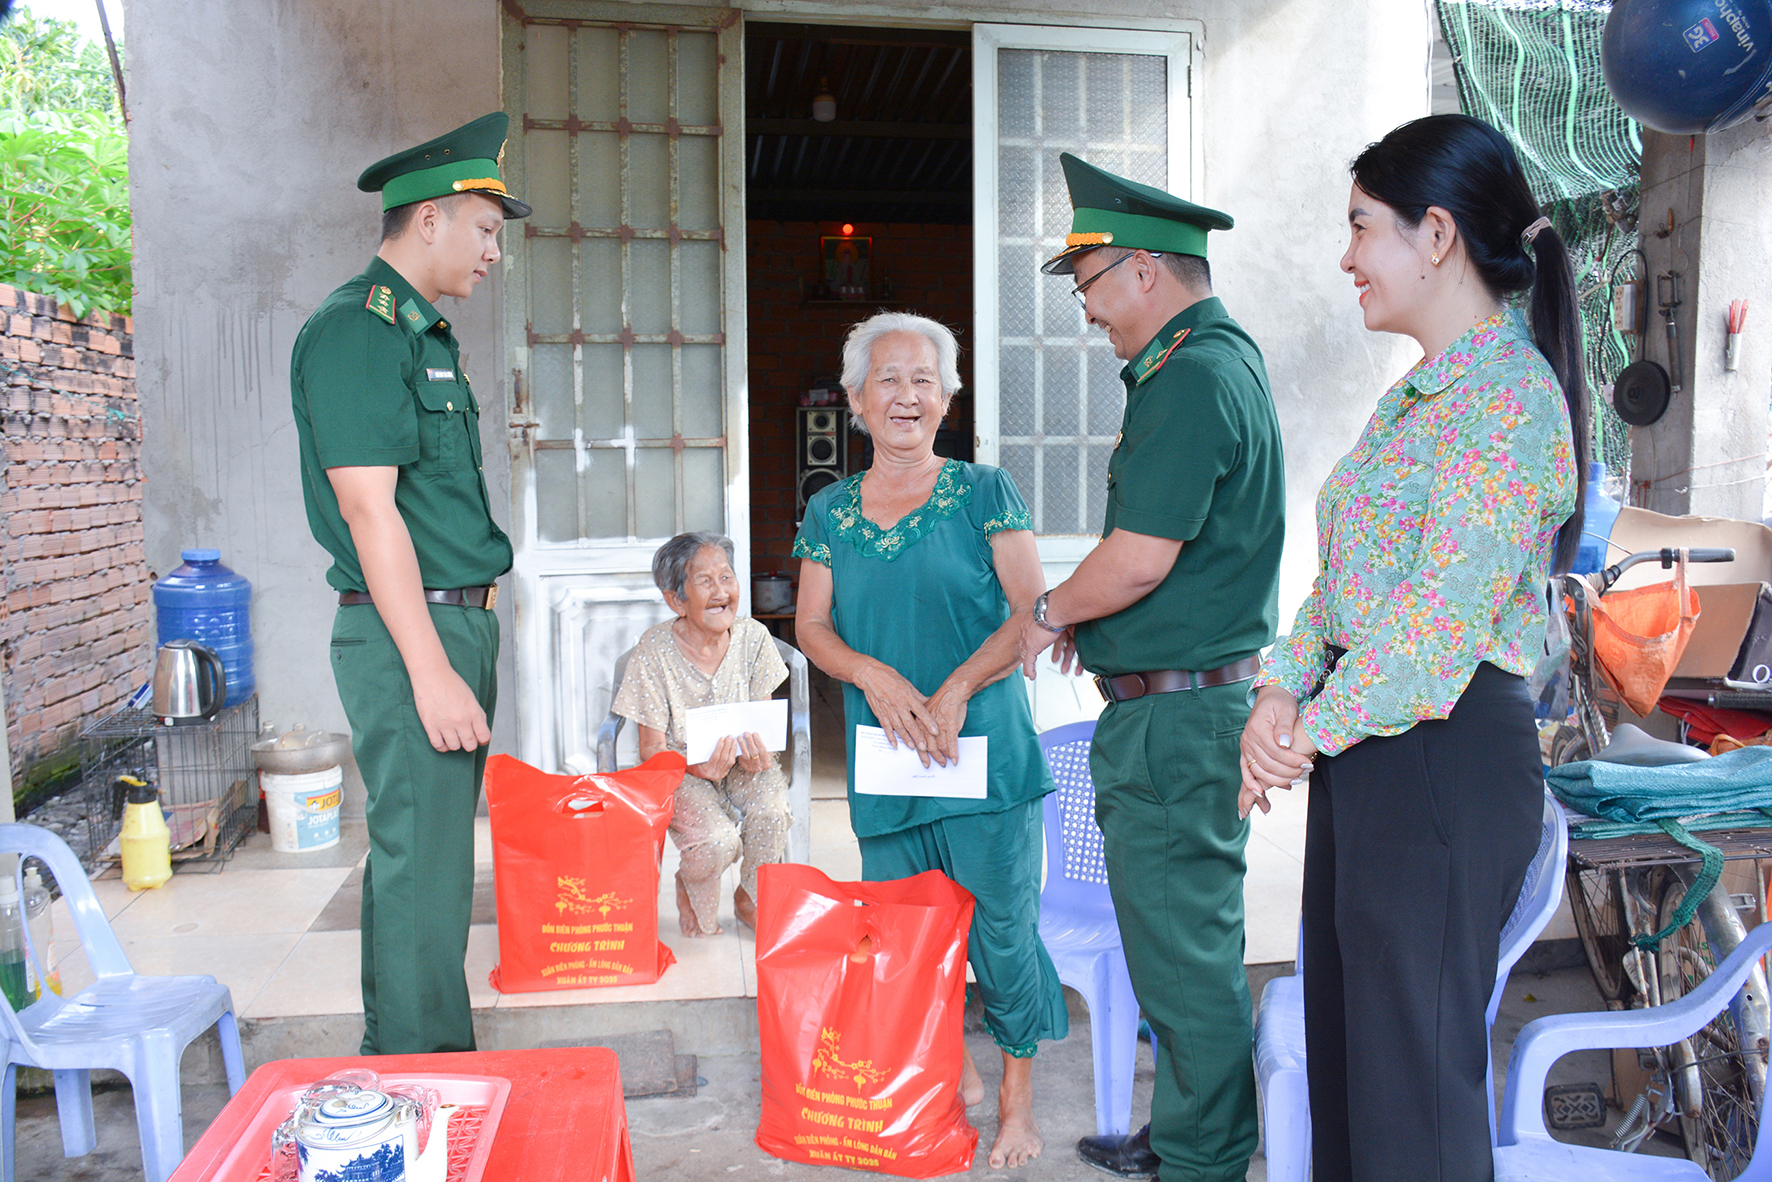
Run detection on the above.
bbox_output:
[1095,655,1264,703]
[339,585,498,610]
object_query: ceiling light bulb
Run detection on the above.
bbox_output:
[812,78,837,123]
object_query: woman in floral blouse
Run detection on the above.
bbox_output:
[794,312,1066,1170]
[1240,114,1587,1182]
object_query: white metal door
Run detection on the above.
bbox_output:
[501,5,747,771]
[972,23,1200,725]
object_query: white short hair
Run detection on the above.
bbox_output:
[840,312,962,403]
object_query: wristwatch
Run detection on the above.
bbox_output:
[1032,591,1065,634]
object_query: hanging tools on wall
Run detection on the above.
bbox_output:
[1612,252,1671,427]
[1727,300,1749,373]
[1657,271,1684,392]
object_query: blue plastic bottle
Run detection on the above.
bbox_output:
[1573,461,1623,575]
[153,549,254,707]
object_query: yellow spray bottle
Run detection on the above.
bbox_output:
[119,777,172,891]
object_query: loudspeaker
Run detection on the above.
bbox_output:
[797,407,849,514]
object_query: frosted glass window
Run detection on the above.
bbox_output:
[517,19,730,541]
[995,49,1167,537]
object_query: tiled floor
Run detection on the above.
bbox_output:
[43,737,1307,1024]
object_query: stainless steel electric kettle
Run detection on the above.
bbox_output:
[151,640,226,726]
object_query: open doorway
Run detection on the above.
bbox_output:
[743,22,975,590]
[742,20,975,791]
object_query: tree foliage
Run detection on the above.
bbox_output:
[0,8,130,317]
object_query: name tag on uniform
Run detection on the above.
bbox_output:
[426,368,456,382]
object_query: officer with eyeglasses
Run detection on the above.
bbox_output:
[1018,153,1286,1182]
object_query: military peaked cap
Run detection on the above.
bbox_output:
[357,112,532,219]
[1041,153,1231,274]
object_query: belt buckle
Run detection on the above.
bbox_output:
[483,585,499,612]
[1094,675,1113,703]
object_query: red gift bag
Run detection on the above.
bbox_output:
[483,752,684,991]
[754,864,978,1178]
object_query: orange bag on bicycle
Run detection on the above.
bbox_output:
[483,752,684,991]
[754,864,978,1178]
[1591,556,1701,716]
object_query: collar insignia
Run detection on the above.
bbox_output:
[1133,327,1191,386]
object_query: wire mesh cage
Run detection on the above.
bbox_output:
[77,695,260,872]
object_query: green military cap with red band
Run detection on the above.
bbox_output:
[357,111,532,220]
[1041,152,1232,274]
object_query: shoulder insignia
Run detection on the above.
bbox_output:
[364,285,397,324]
[1134,327,1192,385]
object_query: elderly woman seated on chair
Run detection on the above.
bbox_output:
[613,531,791,936]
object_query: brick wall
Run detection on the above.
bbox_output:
[0,285,150,772]
[746,220,974,580]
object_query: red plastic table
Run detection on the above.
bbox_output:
[168,1048,634,1182]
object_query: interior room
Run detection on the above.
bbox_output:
[743,22,977,602]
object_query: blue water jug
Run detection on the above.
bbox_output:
[153,549,254,708]
[1573,462,1623,575]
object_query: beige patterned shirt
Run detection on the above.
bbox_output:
[612,616,789,751]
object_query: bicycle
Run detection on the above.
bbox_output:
[1551,545,1772,1179]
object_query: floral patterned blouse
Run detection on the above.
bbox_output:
[1253,310,1576,756]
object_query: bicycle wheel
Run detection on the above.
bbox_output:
[1549,722,1591,767]
[1656,875,1760,1179]
[1567,864,1632,1002]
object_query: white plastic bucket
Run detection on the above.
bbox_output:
[263,767,343,853]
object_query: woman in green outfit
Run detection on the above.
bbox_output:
[794,311,1068,1171]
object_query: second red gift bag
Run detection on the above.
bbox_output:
[484,752,684,991]
[754,863,978,1178]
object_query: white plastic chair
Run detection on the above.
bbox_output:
[0,822,245,1182]
[1254,787,1569,1181]
[1036,719,1142,1136]
[596,636,814,863]
[1494,918,1772,1180]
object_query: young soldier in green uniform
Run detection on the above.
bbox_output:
[1019,155,1285,1182]
[291,113,530,1055]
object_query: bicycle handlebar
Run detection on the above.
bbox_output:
[1580,547,1738,596]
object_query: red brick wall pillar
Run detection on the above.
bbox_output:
[0,285,152,775]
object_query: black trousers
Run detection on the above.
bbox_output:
[1302,663,1541,1182]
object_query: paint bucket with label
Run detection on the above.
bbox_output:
[262,767,343,853]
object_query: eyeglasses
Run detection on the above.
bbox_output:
[1070,251,1163,308]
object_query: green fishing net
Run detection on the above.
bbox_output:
[1437,0,1641,474]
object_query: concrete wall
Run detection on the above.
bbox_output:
[125,0,1427,746]
[1633,122,1772,521]
[125,0,513,752]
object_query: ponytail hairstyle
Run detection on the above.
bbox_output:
[1350,114,1590,574]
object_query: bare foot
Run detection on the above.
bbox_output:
[989,1053,1042,1169]
[734,885,758,931]
[676,871,720,937]
[959,1041,986,1108]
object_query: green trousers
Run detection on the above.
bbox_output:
[1091,683,1258,1182]
[858,799,1069,1057]
[331,602,499,1056]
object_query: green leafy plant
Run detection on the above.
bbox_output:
[0,9,129,318]
[1,9,121,116]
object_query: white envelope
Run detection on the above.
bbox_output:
[683,699,789,764]
[852,724,988,799]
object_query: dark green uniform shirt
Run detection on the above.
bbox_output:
[291,257,513,592]
[1074,297,1285,676]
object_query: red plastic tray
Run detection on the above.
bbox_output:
[201,1073,510,1182]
